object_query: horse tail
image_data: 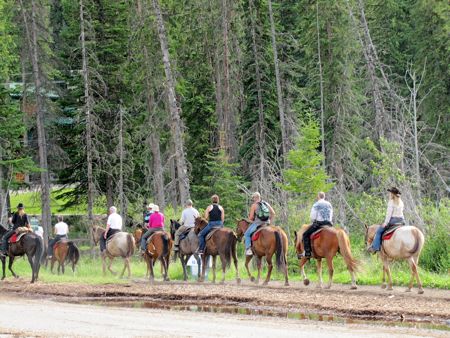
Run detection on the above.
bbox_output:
[67,242,80,266]
[336,229,359,272]
[274,230,286,272]
[126,233,135,257]
[161,233,169,258]
[33,236,44,274]
[409,227,424,255]
[223,231,235,268]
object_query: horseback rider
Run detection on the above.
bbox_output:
[299,192,333,258]
[196,194,224,255]
[47,215,69,259]
[143,203,155,228]
[0,203,30,257]
[368,187,405,253]
[100,206,122,253]
[244,192,275,256]
[140,204,165,251]
[174,199,199,253]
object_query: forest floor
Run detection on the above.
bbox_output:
[0,278,448,336]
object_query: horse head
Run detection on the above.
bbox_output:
[365,224,378,248]
[91,225,105,245]
[194,217,207,235]
[294,224,310,254]
[170,219,181,238]
[235,219,250,239]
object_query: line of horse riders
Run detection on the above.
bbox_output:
[0,188,426,294]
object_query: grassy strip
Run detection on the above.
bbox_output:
[3,252,448,289]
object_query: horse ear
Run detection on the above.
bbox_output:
[364,224,368,230]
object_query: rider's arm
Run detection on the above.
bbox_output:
[204,206,211,221]
[383,201,393,227]
[180,210,186,226]
[310,204,317,223]
[248,204,256,222]
[220,206,225,223]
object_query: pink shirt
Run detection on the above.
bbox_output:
[148,212,165,229]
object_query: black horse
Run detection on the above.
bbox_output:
[0,224,43,283]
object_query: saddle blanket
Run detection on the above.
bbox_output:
[382,224,404,241]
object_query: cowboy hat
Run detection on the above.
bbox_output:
[17,203,24,209]
[153,204,160,212]
[147,203,155,209]
[387,187,401,195]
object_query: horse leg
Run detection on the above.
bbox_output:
[8,256,18,278]
[255,256,262,284]
[195,255,201,281]
[101,254,107,276]
[163,255,170,282]
[299,257,309,286]
[119,258,128,278]
[149,257,155,283]
[316,258,323,289]
[50,257,56,274]
[383,260,393,291]
[212,255,217,283]
[232,246,241,285]
[1,257,5,280]
[198,254,206,283]
[325,256,334,289]
[263,254,273,286]
[108,257,117,275]
[27,253,35,283]
[244,255,254,282]
[408,257,424,294]
[381,265,387,289]
[180,255,187,281]
[219,254,226,284]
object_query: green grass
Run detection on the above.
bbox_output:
[3,250,449,289]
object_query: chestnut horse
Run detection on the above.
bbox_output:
[194,217,240,284]
[92,226,135,278]
[50,240,80,274]
[295,224,358,289]
[142,230,172,282]
[0,225,43,283]
[365,224,424,294]
[236,219,289,286]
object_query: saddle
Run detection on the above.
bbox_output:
[382,223,404,241]
[251,224,269,242]
[9,227,32,244]
[146,230,167,244]
[106,232,121,245]
[54,239,69,249]
[179,228,193,242]
[205,227,221,242]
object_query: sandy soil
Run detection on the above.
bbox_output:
[0,295,448,338]
[0,279,448,326]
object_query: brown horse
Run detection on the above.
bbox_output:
[236,219,289,286]
[295,224,358,289]
[194,217,240,284]
[142,230,172,282]
[50,240,80,274]
[92,226,135,278]
[366,224,424,294]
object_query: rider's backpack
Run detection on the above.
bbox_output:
[256,201,270,221]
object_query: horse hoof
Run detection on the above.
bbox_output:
[325,285,331,290]
[418,289,424,295]
[387,287,393,291]
[405,288,411,292]
[262,281,268,286]
[236,278,241,285]
[381,284,386,289]
[316,285,323,289]
[284,282,290,287]
[250,276,255,282]
[350,285,358,290]
[303,279,310,286]
[220,280,225,285]
[14,275,19,279]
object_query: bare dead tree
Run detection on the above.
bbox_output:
[316,1,326,164]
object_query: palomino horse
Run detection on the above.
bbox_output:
[92,226,135,278]
[194,217,240,284]
[0,225,43,283]
[142,230,172,282]
[366,224,425,294]
[50,240,80,274]
[236,219,289,286]
[170,219,201,281]
[295,224,358,289]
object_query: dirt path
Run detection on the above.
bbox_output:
[0,279,449,327]
[0,295,447,338]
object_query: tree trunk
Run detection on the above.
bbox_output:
[79,0,95,236]
[20,0,52,245]
[118,105,126,224]
[152,0,190,206]
[316,1,326,164]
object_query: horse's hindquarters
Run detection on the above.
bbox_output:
[383,226,424,259]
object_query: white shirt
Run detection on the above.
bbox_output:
[35,226,44,238]
[54,221,69,235]
[310,199,333,223]
[107,212,123,230]
[384,199,404,225]
[180,207,200,228]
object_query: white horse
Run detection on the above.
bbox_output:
[366,225,425,294]
[92,226,135,278]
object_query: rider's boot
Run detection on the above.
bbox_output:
[245,248,253,256]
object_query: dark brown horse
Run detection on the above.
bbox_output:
[236,219,289,286]
[295,224,358,289]
[194,217,240,284]
[142,230,172,282]
[0,225,43,283]
[50,240,80,274]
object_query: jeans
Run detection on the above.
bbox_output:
[174,225,191,246]
[244,223,259,249]
[48,234,68,256]
[100,228,120,252]
[0,229,15,252]
[198,220,223,252]
[141,227,163,250]
[372,217,404,251]
[303,221,332,256]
